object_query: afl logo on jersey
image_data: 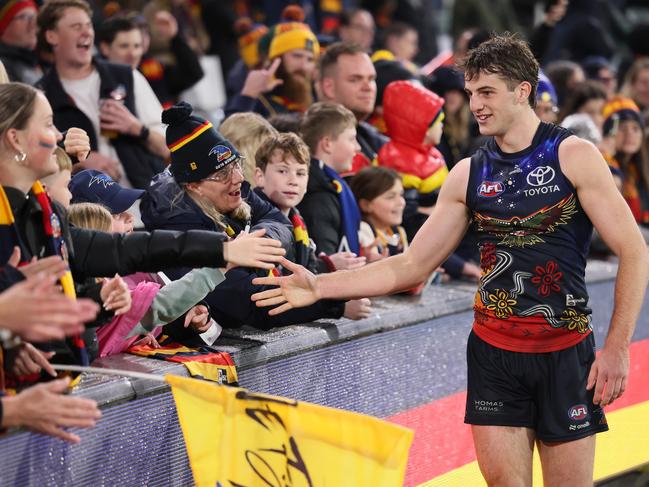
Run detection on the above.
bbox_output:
[478,181,505,197]
[568,404,588,421]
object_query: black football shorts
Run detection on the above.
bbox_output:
[464,330,608,442]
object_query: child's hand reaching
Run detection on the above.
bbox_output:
[361,237,389,263]
[343,298,372,320]
[133,333,160,348]
[100,274,132,316]
[184,304,211,333]
[327,252,366,271]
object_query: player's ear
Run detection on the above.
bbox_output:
[517,81,532,105]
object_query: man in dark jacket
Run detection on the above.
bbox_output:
[37,0,168,189]
[97,13,204,110]
[317,42,388,176]
[0,0,41,84]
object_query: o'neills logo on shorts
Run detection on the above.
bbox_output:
[474,399,504,413]
[478,181,504,197]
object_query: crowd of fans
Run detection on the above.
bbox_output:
[0,0,648,444]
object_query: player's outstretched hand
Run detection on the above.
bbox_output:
[251,257,320,315]
[222,229,285,269]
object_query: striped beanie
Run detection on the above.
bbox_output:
[235,17,269,68]
[602,96,644,136]
[268,5,319,60]
[0,0,36,36]
[162,102,241,184]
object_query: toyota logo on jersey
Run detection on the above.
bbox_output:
[478,181,505,197]
[527,166,556,187]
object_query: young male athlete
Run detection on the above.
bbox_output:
[251,34,649,486]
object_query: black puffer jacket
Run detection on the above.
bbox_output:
[1,185,230,365]
[297,158,343,256]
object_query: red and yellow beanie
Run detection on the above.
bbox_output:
[0,0,36,36]
[602,96,644,136]
[162,102,241,184]
[268,5,319,60]
[235,17,269,69]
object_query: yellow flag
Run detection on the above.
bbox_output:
[167,375,413,487]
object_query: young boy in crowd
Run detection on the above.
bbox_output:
[254,132,371,320]
[298,102,366,260]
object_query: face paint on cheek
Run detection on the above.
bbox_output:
[39,139,56,150]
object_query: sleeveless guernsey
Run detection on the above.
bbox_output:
[466,123,593,353]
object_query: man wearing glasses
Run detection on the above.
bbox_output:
[0,0,41,84]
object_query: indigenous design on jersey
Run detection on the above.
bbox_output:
[531,260,562,296]
[467,123,594,353]
[473,193,578,247]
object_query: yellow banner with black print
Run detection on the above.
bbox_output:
[167,375,413,487]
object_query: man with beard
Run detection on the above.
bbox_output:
[317,42,388,176]
[225,18,319,118]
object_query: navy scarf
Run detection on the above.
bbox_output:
[321,163,361,254]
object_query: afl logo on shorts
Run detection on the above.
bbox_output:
[568,404,588,421]
[478,181,504,197]
[209,144,233,163]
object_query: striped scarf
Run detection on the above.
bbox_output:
[321,164,361,254]
[371,224,408,257]
[0,182,88,366]
[290,209,311,268]
[128,335,237,384]
[267,210,311,277]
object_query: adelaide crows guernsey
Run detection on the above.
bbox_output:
[466,122,593,353]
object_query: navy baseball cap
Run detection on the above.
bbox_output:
[69,169,144,214]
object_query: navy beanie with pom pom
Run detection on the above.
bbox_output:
[163,102,241,184]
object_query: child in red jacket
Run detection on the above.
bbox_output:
[379,80,481,281]
[378,80,448,202]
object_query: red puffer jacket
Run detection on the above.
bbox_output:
[379,80,448,194]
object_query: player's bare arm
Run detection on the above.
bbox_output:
[251,159,473,313]
[559,136,649,406]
